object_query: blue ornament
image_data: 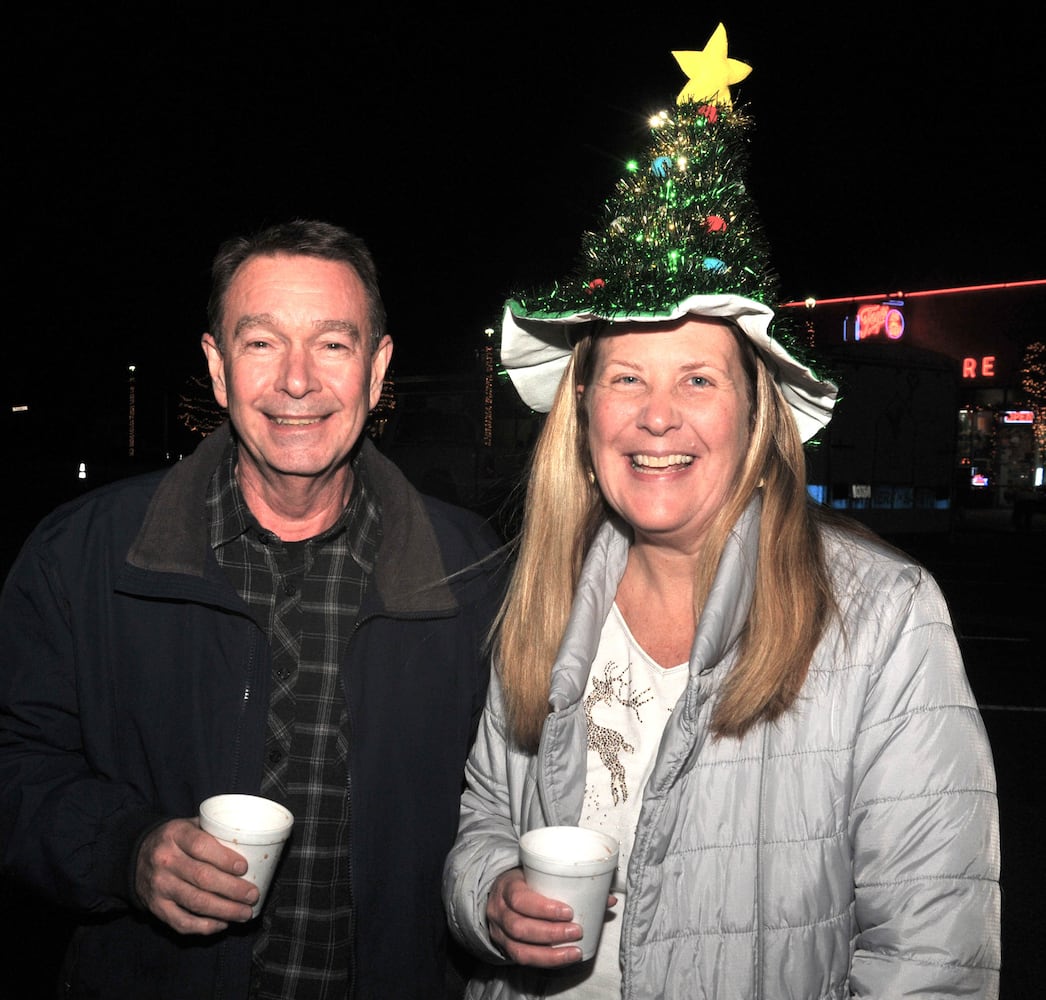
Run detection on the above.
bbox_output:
[651,156,672,177]
[703,257,727,272]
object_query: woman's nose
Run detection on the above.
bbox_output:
[637,388,681,434]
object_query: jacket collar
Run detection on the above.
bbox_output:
[547,497,762,713]
[125,421,232,577]
[124,422,457,615]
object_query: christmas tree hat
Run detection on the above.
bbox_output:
[500,23,838,442]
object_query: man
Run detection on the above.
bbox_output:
[0,220,501,998]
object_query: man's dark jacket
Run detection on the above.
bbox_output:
[0,424,502,998]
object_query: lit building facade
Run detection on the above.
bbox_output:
[779,280,1046,533]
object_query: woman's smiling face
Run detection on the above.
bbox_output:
[582,317,752,554]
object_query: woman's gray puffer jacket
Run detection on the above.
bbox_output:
[443,501,1000,999]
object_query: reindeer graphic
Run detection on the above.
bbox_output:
[584,661,652,806]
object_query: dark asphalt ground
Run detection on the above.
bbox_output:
[2,508,1043,998]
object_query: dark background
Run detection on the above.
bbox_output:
[5,5,1044,996]
[9,6,1045,397]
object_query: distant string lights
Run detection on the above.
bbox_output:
[128,364,136,458]
[483,329,494,448]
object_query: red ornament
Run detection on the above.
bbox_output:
[705,214,727,232]
[698,104,718,124]
[586,278,606,295]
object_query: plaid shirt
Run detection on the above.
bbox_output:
[208,440,380,1000]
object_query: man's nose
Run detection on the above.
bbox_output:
[277,346,320,397]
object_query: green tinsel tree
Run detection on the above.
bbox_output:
[515,98,780,318]
[501,27,838,446]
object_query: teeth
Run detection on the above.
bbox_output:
[273,417,321,426]
[632,454,693,469]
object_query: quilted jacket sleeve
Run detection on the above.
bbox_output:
[847,561,1001,997]
[442,669,525,963]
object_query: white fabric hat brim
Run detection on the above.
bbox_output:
[500,293,838,443]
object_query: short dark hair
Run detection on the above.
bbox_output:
[207,219,387,351]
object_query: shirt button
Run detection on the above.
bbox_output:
[284,582,297,596]
[267,747,283,764]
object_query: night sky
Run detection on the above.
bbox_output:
[9,5,1046,428]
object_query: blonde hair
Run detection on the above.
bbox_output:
[494,324,834,751]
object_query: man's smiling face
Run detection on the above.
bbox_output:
[203,253,391,495]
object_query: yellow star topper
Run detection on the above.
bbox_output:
[672,23,751,108]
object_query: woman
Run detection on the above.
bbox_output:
[442,292,1000,998]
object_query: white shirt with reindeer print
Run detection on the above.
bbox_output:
[575,601,688,995]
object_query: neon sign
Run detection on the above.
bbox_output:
[1004,410,1035,423]
[855,303,905,341]
[962,356,996,378]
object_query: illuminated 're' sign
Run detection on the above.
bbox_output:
[962,356,996,378]
[1004,410,1035,423]
[855,303,905,341]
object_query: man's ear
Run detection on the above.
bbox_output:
[369,335,394,410]
[201,333,229,409]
